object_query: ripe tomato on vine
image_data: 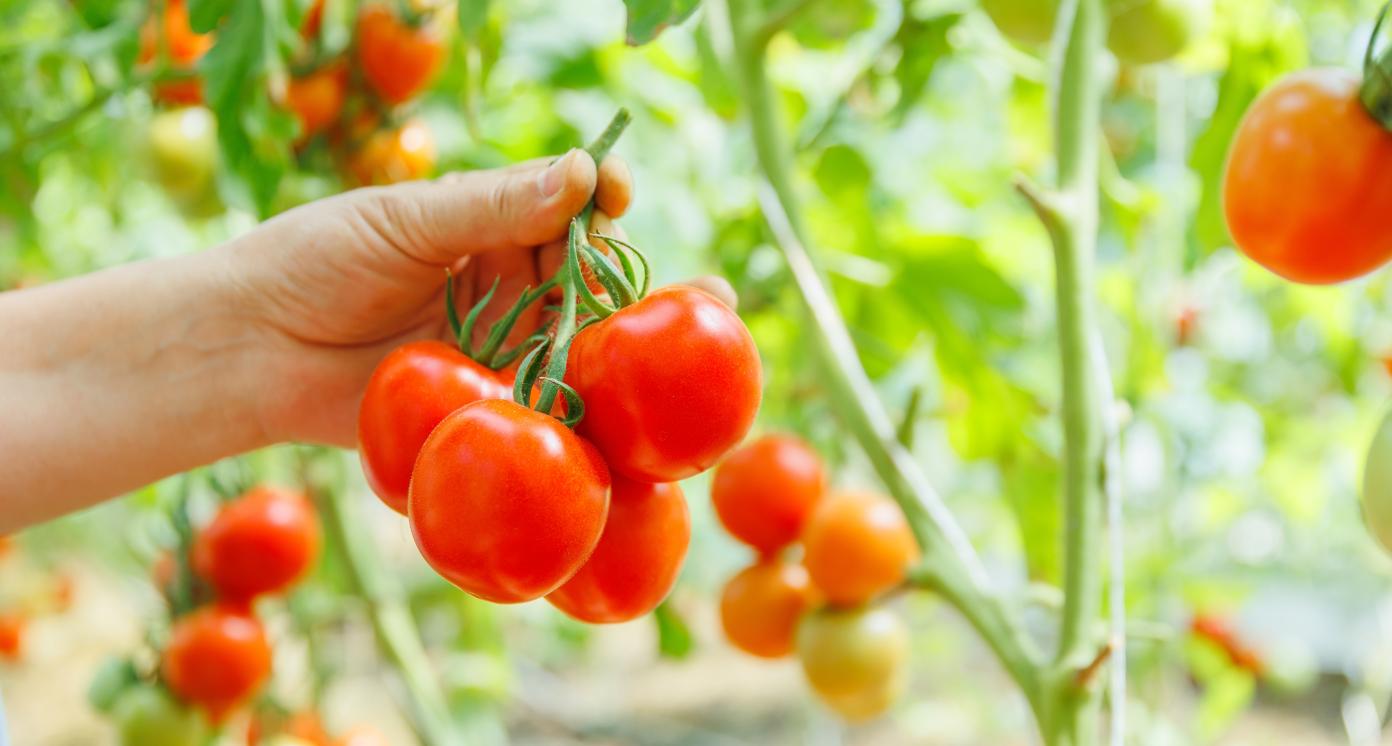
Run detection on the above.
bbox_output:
[355,4,444,105]
[162,605,272,720]
[192,486,320,605]
[719,559,818,658]
[802,491,917,607]
[137,0,213,105]
[711,434,826,555]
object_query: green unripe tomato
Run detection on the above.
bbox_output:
[113,686,207,746]
[1364,411,1392,554]
[981,0,1060,45]
[796,605,909,722]
[146,106,218,205]
[1107,0,1207,65]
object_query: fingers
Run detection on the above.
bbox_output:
[384,149,599,265]
[682,275,739,310]
[595,155,632,218]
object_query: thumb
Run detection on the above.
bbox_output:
[382,149,599,265]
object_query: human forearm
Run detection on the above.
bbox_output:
[0,248,274,529]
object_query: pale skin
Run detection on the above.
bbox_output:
[0,150,735,532]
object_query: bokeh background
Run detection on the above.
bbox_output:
[6,0,1392,743]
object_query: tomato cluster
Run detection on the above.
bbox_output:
[712,434,917,721]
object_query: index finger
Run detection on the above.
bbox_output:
[594,155,632,219]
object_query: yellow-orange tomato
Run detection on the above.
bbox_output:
[287,62,348,140]
[711,434,826,555]
[801,491,917,607]
[0,612,26,661]
[719,560,818,658]
[1223,69,1392,284]
[348,121,435,186]
[797,606,909,722]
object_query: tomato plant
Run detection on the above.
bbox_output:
[147,107,218,205]
[347,120,436,185]
[358,340,511,514]
[981,0,1059,45]
[567,285,762,483]
[1106,0,1204,65]
[137,0,213,105]
[408,399,611,603]
[711,434,826,555]
[1223,69,1392,284]
[162,605,273,720]
[547,477,689,623]
[114,685,208,746]
[801,491,917,607]
[193,486,320,605]
[719,559,818,658]
[796,606,909,722]
[286,62,348,141]
[355,4,445,105]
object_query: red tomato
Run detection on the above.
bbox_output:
[137,0,214,105]
[547,477,690,623]
[193,486,320,604]
[301,0,326,40]
[409,399,611,603]
[287,62,347,140]
[0,612,26,661]
[348,120,436,186]
[355,5,444,104]
[163,605,271,720]
[567,286,762,482]
[358,340,511,514]
[802,491,917,607]
[719,559,818,658]
[1223,69,1392,284]
[711,434,826,554]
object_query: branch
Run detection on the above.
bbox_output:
[1073,640,1114,688]
[754,0,819,45]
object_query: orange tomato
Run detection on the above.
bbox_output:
[711,434,826,555]
[138,0,214,105]
[0,613,26,661]
[348,120,435,185]
[801,491,917,607]
[1223,69,1392,284]
[719,559,818,658]
[355,5,444,104]
[287,62,348,140]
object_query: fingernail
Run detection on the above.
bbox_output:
[539,149,578,197]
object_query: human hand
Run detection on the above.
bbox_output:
[222,149,633,447]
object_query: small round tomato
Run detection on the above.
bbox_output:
[147,107,218,204]
[1364,410,1392,554]
[163,605,272,719]
[358,340,510,514]
[711,434,826,555]
[355,5,444,104]
[348,120,436,186]
[1107,0,1204,66]
[115,685,208,746]
[193,486,320,604]
[981,0,1058,45]
[409,399,611,603]
[567,286,762,483]
[547,477,690,623]
[719,559,818,658]
[0,612,26,660]
[138,0,214,105]
[1223,69,1392,285]
[802,491,917,607]
[797,606,909,722]
[287,62,347,140]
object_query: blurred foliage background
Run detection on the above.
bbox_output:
[6,0,1392,743]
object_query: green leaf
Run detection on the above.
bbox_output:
[458,0,490,37]
[623,0,700,46]
[654,600,694,659]
[87,657,140,713]
[891,12,959,119]
[188,0,235,34]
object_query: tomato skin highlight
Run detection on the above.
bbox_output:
[719,559,818,658]
[712,434,826,554]
[547,477,690,623]
[358,340,510,514]
[355,5,444,105]
[409,399,611,603]
[802,491,917,607]
[1223,69,1392,285]
[348,120,436,186]
[193,486,320,604]
[567,286,763,483]
[797,606,909,722]
[162,605,272,720]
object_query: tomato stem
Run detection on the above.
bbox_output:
[1361,1,1392,131]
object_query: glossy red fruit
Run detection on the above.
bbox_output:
[358,341,511,514]
[802,491,918,607]
[163,605,272,720]
[547,477,690,623]
[193,486,320,604]
[567,286,762,482]
[711,434,826,554]
[409,399,611,603]
[355,5,444,104]
[1223,69,1392,284]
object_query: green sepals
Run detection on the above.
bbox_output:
[539,377,585,427]
[491,333,548,371]
[590,232,653,299]
[88,657,141,713]
[444,269,464,346]
[580,242,637,307]
[476,280,556,367]
[1361,1,1392,131]
[568,219,617,319]
[511,338,550,409]
[458,276,500,358]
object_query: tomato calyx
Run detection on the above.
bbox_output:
[1360,3,1392,131]
[443,269,555,371]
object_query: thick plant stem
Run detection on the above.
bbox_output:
[723,0,1044,720]
[321,476,464,746]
